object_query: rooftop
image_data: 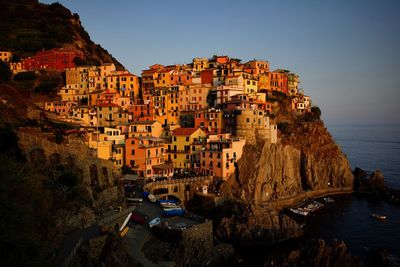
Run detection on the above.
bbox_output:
[172,127,199,136]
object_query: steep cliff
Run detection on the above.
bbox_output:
[224,120,354,205]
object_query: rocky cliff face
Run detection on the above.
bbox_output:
[224,120,354,205]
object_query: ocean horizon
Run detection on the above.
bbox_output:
[327,124,400,189]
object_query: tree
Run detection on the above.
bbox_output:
[311,106,321,118]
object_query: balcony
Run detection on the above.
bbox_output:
[139,143,164,148]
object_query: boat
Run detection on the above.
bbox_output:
[289,208,309,216]
[148,193,157,203]
[160,202,180,208]
[148,217,161,228]
[163,208,185,217]
[162,207,183,212]
[158,199,179,204]
[323,197,335,203]
[370,213,387,220]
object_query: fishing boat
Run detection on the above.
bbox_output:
[160,202,180,208]
[289,208,309,216]
[370,213,387,220]
[148,193,157,203]
[323,197,335,203]
[148,217,161,228]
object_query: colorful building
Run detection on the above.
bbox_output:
[0,51,12,62]
[125,136,167,179]
[200,134,246,180]
[21,48,83,71]
[168,127,207,169]
[194,108,224,134]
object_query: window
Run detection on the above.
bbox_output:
[174,154,177,159]
[217,162,221,168]
[185,137,189,142]
[131,149,135,155]
[174,137,177,142]
[131,140,135,144]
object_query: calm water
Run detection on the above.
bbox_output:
[240,125,400,265]
[327,124,400,188]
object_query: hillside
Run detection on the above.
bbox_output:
[0,0,124,69]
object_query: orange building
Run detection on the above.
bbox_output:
[270,69,289,94]
[200,134,246,180]
[178,84,212,111]
[125,136,168,179]
[129,98,154,122]
[194,108,224,134]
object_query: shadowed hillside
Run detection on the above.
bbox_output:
[0,0,124,69]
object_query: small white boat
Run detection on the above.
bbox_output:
[160,202,180,208]
[370,213,387,220]
[148,194,157,203]
[323,197,335,203]
[289,208,309,216]
[148,217,161,228]
[163,207,183,212]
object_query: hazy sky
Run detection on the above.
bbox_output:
[40,0,400,125]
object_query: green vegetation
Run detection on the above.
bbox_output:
[302,106,322,122]
[33,72,62,96]
[14,71,37,81]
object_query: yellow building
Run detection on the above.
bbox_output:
[87,127,125,169]
[65,66,96,92]
[193,57,208,72]
[288,73,300,96]
[168,127,206,169]
[243,60,270,75]
[154,69,172,88]
[257,73,271,91]
[10,62,25,74]
[97,103,129,127]
[88,63,116,91]
[225,74,257,95]
[0,51,12,62]
[243,73,258,95]
[127,120,163,138]
[107,71,140,98]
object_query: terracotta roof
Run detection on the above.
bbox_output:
[172,127,199,136]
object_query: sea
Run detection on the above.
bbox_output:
[240,124,400,266]
[328,124,400,188]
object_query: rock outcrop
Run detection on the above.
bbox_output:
[215,205,303,245]
[224,121,354,205]
[267,239,362,267]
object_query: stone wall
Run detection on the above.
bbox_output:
[176,221,213,267]
[17,127,121,206]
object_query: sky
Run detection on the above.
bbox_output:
[40,0,400,125]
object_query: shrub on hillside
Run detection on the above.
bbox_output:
[302,106,322,122]
[14,71,37,81]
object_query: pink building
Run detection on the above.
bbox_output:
[200,134,246,181]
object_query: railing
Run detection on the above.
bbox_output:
[144,176,213,191]
[98,206,136,226]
